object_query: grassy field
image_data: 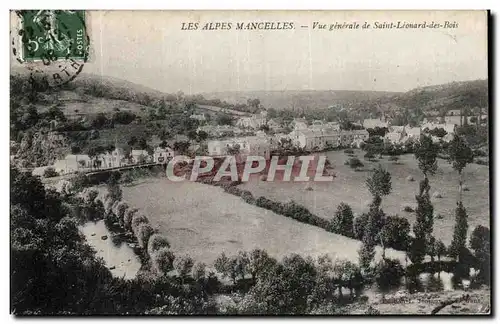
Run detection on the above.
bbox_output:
[239,150,490,245]
[121,178,406,266]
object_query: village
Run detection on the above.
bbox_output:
[32,106,486,178]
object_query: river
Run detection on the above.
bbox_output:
[79,220,141,280]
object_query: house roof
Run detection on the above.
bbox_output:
[131,149,149,155]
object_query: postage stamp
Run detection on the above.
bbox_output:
[11,10,90,87]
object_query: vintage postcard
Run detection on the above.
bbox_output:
[10,10,490,315]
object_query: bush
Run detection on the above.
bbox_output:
[473,149,487,157]
[363,152,375,160]
[353,213,369,240]
[147,234,171,256]
[402,205,414,213]
[114,201,129,225]
[344,149,354,154]
[136,223,156,249]
[347,158,364,169]
[131,214,149,237]
[151,247,175,275]
[375,258,405,291]
[123,208,139,231]
[192,262,207,281]
[43,167,59,178]
[174,255,194,279]
[475,159,488,166]
[241,190,255,204]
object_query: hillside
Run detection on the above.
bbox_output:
[378,79,489,116]
[202,79,488,118]
[203,90,400,111]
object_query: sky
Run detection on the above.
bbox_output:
[11,10,488,94]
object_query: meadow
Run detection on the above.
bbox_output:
[239,149,490,245]
[121,178,407,266]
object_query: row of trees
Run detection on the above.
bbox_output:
[354,134,489,286]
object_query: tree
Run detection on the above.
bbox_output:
[448,201,469,263]
[354,213,369,240]
[173,141,190,154]
[348,157,364,170]
[136,223,155,249]
[187,130,198,143]
[359,166,392,272]
[470,225,490,284]
[127,136,138,147]
[329,203,354,238]
[197,130,209,142]
[243,254,316,314]
[152,247,175,275]
[411,135,439,266]
[414,135,438,179]
[227,144,241,156]
[428,236,437,263]
[45,105,66,122]
[174,256,194,283]
[147,234,171,256]
[435,240,447,262]
[113,111,136,125]
[43,167,59,178]
[214,252,231,281]
[106,172,123,203]
[411,177,433,265]
[358,203,380,271]
[157,105,167,120]
[374,258,405,292]
[236,251,250,280]
[429,127,447,138]
[159,129,171,141]
[192,262,207,281]
[215,113,233,126]
[379,215,410,256]
[366,165,392,203]
[247,249,276,281]
[448,134,473,202]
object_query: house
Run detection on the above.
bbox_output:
[291,118,308,130]
[53,154,93,174]
[385,126,407,144]
[131,150,150,164]
[101,148,126,168]
[324,122,340,131]
[385,131,405,144]
[154,147,174,164]
[443,123,456,134]
[389,125,406,134]
[197,125,243,137]
[190,114,206,122]
[236,114,267,129]
[207,136,271,160]
[405,127,421,139]
[363,118,389,130]
[292,128,368,151]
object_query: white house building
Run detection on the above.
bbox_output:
[153,147,174,164]
[53,154,93,174]
[363,118,389,129]
[190,114,207,122]
[290,118,308,130]
[291,128,369,151]
[207,136,271,160]
[131,149,151,164]
[236,113,267,129]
